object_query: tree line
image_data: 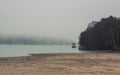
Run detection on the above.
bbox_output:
[79,16,120,50]
[0,37,72,45]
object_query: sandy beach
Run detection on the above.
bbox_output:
[0,53,120,75]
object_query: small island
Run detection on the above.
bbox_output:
[79,16,120,51]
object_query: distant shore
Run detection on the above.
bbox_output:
[0,53,120,75]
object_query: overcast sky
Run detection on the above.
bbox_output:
[0,0,120,41]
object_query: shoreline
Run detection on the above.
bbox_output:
[0,53,120,75]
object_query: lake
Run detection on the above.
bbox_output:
[0,45,84,57]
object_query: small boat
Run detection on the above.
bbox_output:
[72,43,76,48]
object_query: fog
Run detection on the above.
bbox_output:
[0,0,120,41]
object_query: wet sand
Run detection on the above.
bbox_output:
[0,53,120,75]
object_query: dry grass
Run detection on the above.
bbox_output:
[0,53,120,75]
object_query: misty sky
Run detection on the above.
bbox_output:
[0,0,120,41]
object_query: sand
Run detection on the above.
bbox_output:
[0,53,120,75]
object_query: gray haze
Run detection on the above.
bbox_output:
[0,0,120,41]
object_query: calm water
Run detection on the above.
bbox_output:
[0,45,83,57]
